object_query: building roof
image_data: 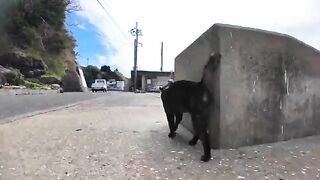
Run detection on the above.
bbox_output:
[131,70,173,77]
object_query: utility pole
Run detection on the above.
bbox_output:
[160,42,163,72]
[87,58,89,66]
[130,22,142,92]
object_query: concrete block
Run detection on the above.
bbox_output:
[175,24,320,149]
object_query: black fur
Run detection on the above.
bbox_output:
[160,53,221,162]
[161,80,212,161]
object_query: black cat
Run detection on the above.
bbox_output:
[160,53,221,162]
[161,80,212,161]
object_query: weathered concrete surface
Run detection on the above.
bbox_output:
[175,24,320,149]
[1,92,320,179]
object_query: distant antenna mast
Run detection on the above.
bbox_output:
[160,42,163,72]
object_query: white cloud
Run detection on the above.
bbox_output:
[77,23,87,30]
[76,0,320,77]
[96,54,108,66]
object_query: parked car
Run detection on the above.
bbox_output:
[148,85,162,93]
[91,79,107,92]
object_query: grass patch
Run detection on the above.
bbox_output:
[26,46,43,60]
[24,81,42,89]
[41,72,61,80]
[25,78,42,85]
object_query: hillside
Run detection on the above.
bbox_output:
[0,0,82,91]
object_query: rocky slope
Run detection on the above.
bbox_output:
[0,0,84,92]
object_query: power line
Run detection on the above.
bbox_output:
[96,0,128,39]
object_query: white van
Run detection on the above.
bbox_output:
[91,79,107,92]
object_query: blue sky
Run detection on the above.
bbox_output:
[66,13,117,70]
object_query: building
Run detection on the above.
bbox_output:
[130,70,173,92]
[107,79,125,91]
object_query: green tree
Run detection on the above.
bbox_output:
[100,65,111,73]
[100,65,123,80]
[83,65,100,87]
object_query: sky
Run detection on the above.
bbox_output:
[66,0,320,77]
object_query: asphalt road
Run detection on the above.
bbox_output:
[0,92,106,123]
